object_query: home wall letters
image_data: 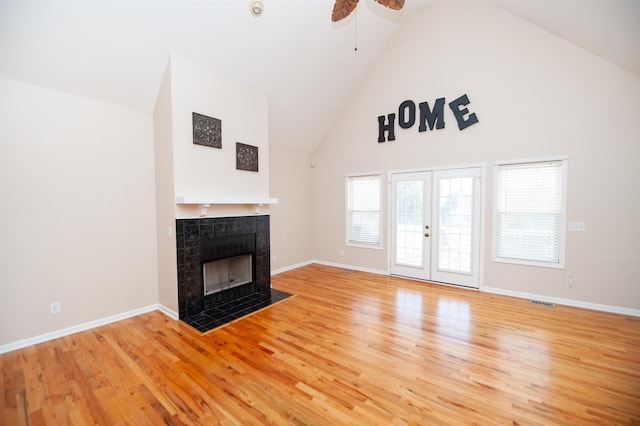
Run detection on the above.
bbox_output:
[378,93,479,143]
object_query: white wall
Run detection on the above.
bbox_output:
[0,78,159,346]
[170,53,271,218]
[153,59,179,315]
[269,144,313,271]
[310,1,640,311]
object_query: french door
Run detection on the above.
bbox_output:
[390,167,482,288]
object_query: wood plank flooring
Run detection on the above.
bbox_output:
[2,264,639,424]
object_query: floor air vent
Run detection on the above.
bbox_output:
[529,299,555,308]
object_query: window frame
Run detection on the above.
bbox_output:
[345,172,383,250]
[492,156,568,269]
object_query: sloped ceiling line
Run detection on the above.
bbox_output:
[0,0,637,153]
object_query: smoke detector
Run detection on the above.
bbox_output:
[250,1,264,17]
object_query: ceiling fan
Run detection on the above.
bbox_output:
[332,0,405,22]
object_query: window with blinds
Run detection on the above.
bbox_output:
[493,157,567,268]
[346,173,382,248]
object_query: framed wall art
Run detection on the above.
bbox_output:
[236,142,258,172]
[192,112,222,149]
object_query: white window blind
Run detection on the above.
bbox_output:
[346,173,382,247]
[494,158,566,267]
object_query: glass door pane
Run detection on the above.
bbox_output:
[437,177,473,273]
[390,171,431,281]
[431,168,481,288]
[395,179,424,267]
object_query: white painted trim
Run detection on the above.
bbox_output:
[493,155,569,167]
[271,260,314,276]
[175,196,278,205]
[482,286,640,317]
[274,261,639,318]
[312,260,389,276]
[273,259,388,277]
[387,164,486,287]
[388,162,486,177]
[175,212,271,219]
[157,304,179,320]
[0,304,171,354]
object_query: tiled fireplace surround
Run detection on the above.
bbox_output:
[176,215,272,320]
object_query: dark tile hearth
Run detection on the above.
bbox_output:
[176,215,272,320]
[183,289,291,333]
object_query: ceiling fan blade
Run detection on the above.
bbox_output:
[374,0,405,10]
[332,0,359,22]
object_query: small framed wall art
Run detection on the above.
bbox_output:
[192,112,222,149]
[236,142,258,172]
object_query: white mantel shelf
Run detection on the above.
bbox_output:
[176,196,278,217]
[175,196,278,206]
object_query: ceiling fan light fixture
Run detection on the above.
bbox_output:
[250,0,264,17]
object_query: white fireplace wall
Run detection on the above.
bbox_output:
[153,53,273,315]
[170,53,271,216]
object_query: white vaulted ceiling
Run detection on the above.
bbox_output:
[1,0,638,152]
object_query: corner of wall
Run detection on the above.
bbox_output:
[153,57,179,313]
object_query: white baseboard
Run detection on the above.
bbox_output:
[157,304,179,320]
[310,260,389,277]
[482,286,640,317]
[273,260,640,318]
[271,260,314,276]
[0,304,173,355]
[272,259,387,278]
[272,260,388,277]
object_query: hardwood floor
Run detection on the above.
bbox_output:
[2,264,639,425]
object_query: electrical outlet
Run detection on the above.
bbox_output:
[566,276,575,288]
[339,250,345,256]
[50,302,61,315]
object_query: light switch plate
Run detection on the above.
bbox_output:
[568,222,586,232]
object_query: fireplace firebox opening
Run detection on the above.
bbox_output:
[203,254,253,296]
[176,216,292,333]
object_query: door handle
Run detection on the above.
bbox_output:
[425,233,430,237]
